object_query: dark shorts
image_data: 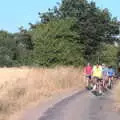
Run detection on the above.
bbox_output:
[86,75,91,79]
[108,76,113,78]
[93,76,102,82]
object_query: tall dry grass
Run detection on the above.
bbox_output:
[113,81,120,110]
[0,66,85,120]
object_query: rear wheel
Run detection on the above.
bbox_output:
[108,78,113,89]
[86,79,93,90]
[91,77,103,96]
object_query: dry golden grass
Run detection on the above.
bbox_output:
[113,81,120,111]
[0,66,85,120]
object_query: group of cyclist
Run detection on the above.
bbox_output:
[84,63,116,95]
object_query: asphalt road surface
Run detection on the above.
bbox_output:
[21,90,120,120]
[39,90,120,120]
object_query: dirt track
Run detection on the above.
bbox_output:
[21,90,120,120]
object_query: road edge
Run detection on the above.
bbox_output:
[20,88,86,120]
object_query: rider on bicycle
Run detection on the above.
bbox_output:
[92,64,103,94]
[102,63,108,89]
[107,65,115,88]
[84,63,93,88]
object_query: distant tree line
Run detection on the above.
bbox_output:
[0,0,119,67]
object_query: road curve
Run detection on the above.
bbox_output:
[21,90,120,120]
[39,90,120,120]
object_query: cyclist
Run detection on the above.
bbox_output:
[107,65,115,89]
[92,64,103,95]
[84,63,93,89]
[102,64,108,90]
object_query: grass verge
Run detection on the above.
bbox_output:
[0,66,85,120]
[113,81,120,111]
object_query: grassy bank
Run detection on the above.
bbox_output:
[0,66,85,120]
[113,81,120,111]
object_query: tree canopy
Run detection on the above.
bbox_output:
[0,0,119,67]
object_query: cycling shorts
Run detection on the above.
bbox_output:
[86,75,91,79]
[93,76,102,82]
[108,75,113,78]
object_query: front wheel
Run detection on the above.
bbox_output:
[108,79,112,89]
[86,80,93,90]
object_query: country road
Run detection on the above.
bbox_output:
[21,90,120,120]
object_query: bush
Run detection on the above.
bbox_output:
[32,18,84,67]
[98,43,118,66]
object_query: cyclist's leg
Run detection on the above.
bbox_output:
[114,75,117,83]
[103,75,108,91]
[90,75,94,85]
[108,76,112,89]
[102,78,105,87]
[108,76,110,86]
[90,75,94,88]
[101,78,105,92]
[103,75,107,87]
[106,76,109,88]
[108,76,111,86]
[105,75,108,90]
[110,76,114,88]
[84,75,89,87]
[93,77,103,95]
[98,79,103,94]
[102,75,105,88]
[92,77,97,91]
[88,75,91,85]
[86,75,92,89]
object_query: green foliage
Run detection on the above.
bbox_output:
[98,44,118,67]
[32,19,84,67]
[11,28,33,66]
[0,31,16,67]
[0,30,33,67]
[0,0,119,67]
[59,0,119,60]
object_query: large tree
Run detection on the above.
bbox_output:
[60,0,119,60]
[39,0,119,63]
[32,19,84,66]
[0,31,16,66]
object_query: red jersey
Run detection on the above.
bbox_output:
[84,66,92,75]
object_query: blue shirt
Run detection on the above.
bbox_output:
[107,68,115,77]
[102,67,108,76]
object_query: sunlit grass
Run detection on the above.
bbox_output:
[113,81,120,111]
[0,66,85,120]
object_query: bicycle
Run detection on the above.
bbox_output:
[91,76,103,96]
[107,76,113,89]
[86,75,93,90]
